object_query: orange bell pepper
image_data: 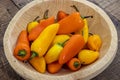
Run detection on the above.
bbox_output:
[57,12,84,34]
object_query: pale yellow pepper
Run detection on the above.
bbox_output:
[27,10,49,33]
[75,19,88,43]
[52,35,70,45]
[27,21,39,33]
[78,49,99,65]
[87,34,102,51]
[45,43,63,64]
[45,35,69,64]
[82,19,89,43]
[31,23,59,57]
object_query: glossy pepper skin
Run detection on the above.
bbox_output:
[59,34,85,64]
[78,49,99,65]
[75,19,88,43]
[27,16,40,33]
[27,21,39,33]
[47,62,62,74]
[87,34,102,51]
[28,17,55,41]
[14,30,30,61]
[57,10,68,21]
[45,39,68,64]
[81,19,89,43]
[29,57,46,73]
[31,23,59,57]
[52,35,70,46]
[67,58,81,71]
[57,12,84,34]
[45,43,63,64]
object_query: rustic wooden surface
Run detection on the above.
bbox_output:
[0,0,120,80]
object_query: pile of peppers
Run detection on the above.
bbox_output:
[13,5,102,74]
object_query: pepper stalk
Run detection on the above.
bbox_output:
[70,5,93,19]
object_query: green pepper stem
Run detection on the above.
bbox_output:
[43,9,49,19]
[18,50,26,57]
[71,5,93,19]
[58,39,69,47]
[74,61,80,68]
[33,9,49,22]
[29,51,38,60]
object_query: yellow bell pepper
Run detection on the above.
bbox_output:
[29,57,46,73]
[78,49,99,65]
[87,34,102,51]
[27,10,49,33]
[52,35,70,45]
[31,23,59,57]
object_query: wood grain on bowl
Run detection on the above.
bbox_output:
[3,0,117,80]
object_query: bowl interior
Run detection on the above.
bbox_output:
[4,0,113,79]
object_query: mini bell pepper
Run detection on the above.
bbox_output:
[57,12,84,34]
[29,57,46,73]
[87,34,102,51]
[27,9,49,34]
[59,34,85,64]
[14,30,30,61]
[57,10,69,21]
[45,39,68,64]
[52,35,70,46]
[31,23,59,57]
[45,43,63,64]
[47,61,62,74]
[78,49,99,65]
[28,16,55,41]
[67,58,81,71]
[27,16,39,33]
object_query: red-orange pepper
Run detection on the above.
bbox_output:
[14,30,30,61]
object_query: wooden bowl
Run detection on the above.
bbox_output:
[3,0,118,80]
